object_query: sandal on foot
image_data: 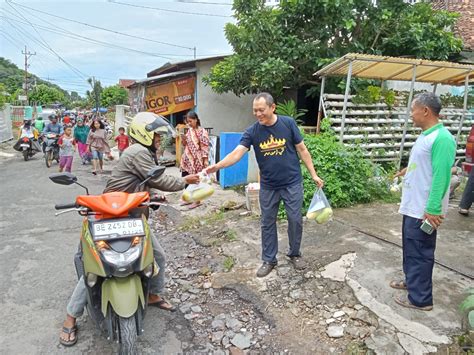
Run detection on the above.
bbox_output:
[394,295,433,311]
[149,299,177,312]
[458,208,469,216]
[59,326,78,347]
[187,202,201,210]
[389,280,407,290]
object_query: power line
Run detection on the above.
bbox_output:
[175,0,232,5]
[2,15,59,75]
[0,14,191,60]
[107,0,232,18]
[8,0,196,50]
[5,1,89,81]
[0,32,22,50]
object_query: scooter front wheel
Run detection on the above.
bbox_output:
[45,151,53,168]
[118,316,137,355]
[23,150,29,161]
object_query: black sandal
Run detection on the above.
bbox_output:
[59,325,78,347]
[149,299,177,312]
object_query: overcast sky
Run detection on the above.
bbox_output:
[0,0,234,95]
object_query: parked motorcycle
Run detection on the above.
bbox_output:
[50,166,165,354]
[44,133,60,168]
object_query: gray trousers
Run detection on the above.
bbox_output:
[66,233,166,318]
[259,183,303,264]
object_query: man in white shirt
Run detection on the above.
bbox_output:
[392,92,456,311]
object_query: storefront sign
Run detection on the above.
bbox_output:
[145,76,195,115]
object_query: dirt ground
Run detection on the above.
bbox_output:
[0,140,472,354]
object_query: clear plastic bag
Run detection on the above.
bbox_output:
[306,188,333,224]
[182,172,215,202]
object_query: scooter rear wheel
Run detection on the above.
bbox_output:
[118,316,137,355]
[23,150,29,161]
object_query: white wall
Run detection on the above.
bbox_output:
[386,80,453,96]
[196,60,256,135]
[0,104,13,143]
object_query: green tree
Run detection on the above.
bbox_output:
[87,77,103,111]
[0,83,7,109]
[100,85,128,108]
[0,57,69,100]
[29,84,66,105]
[69,91,81,102]
[203,0,463,97]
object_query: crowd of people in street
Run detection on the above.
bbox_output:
[9,94,472,347]
[15,111,124,175]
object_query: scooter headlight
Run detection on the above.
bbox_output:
[101,245,141,268]
[86,273,98,287]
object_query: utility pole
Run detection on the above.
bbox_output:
[22,46,36,102]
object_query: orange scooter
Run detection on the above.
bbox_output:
[50,166,164,354]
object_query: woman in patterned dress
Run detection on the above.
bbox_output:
[180,111,210,209]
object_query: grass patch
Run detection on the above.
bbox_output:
[225,229,237,241]
[179,210,225,231]
[223,256,235,272]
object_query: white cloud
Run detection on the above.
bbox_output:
[1,0,233,91]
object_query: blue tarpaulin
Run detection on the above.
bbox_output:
[92,107,108,113]
[219,132,248,188]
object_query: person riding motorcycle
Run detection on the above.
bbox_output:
[13,119,42,152]
[34,116,45,133]
[42,114,64,153]
[59,113,200,347]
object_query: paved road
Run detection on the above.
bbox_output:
[0,148,193,354]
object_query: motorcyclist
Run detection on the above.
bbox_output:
[13,119,41,152]
[59,113,200,347]
[34,116,45,133]
[42,114,64,153]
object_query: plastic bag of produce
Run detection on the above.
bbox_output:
[182,172,215,202]
[306,188,333,224]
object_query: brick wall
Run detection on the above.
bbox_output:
[431,0,474,50]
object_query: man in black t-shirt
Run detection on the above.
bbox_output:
[207,92,324,277]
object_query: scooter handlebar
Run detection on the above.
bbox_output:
[55,203,77,210]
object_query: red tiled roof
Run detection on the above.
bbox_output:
[118,79,136,88]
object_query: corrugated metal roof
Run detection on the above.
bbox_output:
[314,53,474,86]
[147,54,230,77]
[130,68,197,86]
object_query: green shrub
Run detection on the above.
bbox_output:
[276,99,307,125]
[278,120,397,218]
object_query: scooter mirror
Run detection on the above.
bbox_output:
[49,172,77,185]
[148,166,165,178]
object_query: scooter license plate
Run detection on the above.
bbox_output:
[92,218,144,239]
[20,144,29,148]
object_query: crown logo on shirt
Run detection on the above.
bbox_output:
[259,135,286,151]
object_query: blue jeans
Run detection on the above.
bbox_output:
[259,183,303,264]
[459,167,474,210]
[66,232,166,318]
[91,149,103,160]
[402,215,437,307]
